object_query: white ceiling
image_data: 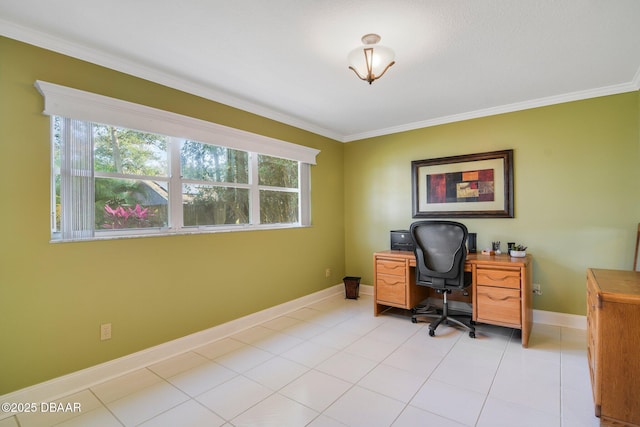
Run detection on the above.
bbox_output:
[2,1,640,142]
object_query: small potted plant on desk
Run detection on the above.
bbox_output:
[509,244,527,258]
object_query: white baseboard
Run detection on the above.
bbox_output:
[0,282,584,417]
[359,283,374,295]
[0,283,346,415]
[533,309,586,330]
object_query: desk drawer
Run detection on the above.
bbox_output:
[376,259,406,276]
[376,274,406,305]
[476,267,521,289]
[476,285,521,326]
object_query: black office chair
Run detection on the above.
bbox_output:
[410,220,475,338]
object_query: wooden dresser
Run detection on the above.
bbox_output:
[373,250,532,347]
[586,268,640,426]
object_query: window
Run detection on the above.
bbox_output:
[258,155,300,224]
[180,141,250,227]
[39,81,319,241]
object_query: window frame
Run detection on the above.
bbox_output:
[39,81,319,242]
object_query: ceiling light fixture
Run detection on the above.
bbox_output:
[348,33,395,84]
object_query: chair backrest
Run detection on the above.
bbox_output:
[410,220,470,290]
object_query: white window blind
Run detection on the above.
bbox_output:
[58,118,95,240]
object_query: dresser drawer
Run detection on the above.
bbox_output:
[476,285,521,326]
[587,318,596,351]
[587,344,595,392]
[376,259,406,276]
[587,284,598,312]
[376,274,406,305]
[586,296,597,349]
[476,267,521,289]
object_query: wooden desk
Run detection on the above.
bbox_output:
[586,268,640,426]
[373,250,532,347]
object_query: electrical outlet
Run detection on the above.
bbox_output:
[325,268,331,278]
[533,284,542,295]
[100,323,112,340]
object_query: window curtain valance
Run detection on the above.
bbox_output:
[35,80,320,165]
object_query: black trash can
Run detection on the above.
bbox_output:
[343,276,361,299]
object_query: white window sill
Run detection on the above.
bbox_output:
[50,224,311,243]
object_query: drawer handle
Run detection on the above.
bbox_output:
[483,274,513,281]
[383,279,403,285]
[481,293,517,302]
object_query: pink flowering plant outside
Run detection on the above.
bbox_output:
[103,204,154,229]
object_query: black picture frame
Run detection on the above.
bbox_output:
[412,149,514,218]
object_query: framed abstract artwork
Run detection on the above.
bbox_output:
[412,149,514,218]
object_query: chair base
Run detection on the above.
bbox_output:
[411,291,476,338]
[411,302,437,316]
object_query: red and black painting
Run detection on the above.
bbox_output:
[426,169,495,204]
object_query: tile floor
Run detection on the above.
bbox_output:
[1,294,598,427]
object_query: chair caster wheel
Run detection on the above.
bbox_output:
[411,317,418,324]
[428,329,435,337]
[469,331,476,338]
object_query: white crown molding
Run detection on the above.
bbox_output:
[0,19,343,142]
[632,65,640,90]
[342,80,640,142]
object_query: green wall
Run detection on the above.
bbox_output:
[345,92,640,316]
[0,37,345,394]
